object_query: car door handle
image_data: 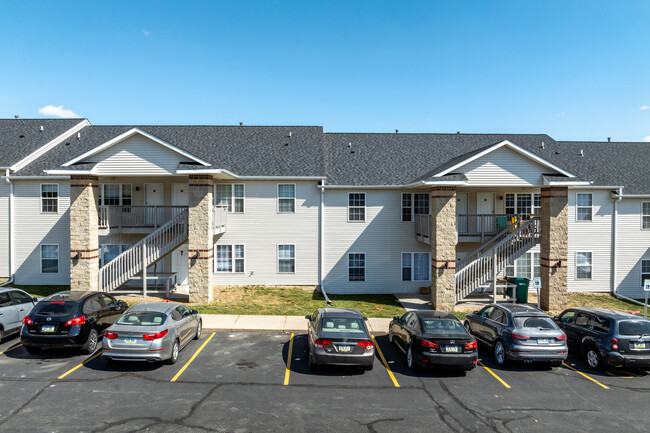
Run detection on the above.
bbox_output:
[19,308,25,312]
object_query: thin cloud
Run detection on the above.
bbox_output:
[641,105,649,110]
[643,136,650,142]
[38,105,80,118]
[142,29,150,36]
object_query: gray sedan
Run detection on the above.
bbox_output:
[102,302,202,364]
[0,288,38,341]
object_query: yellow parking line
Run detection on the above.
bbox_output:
[170,332,215,383]
[0,343,22,355]
[283,333,294,386]
[371,335,400,388]
[562,362,609,390]
[478,361,511,389]
[57,351,103,380]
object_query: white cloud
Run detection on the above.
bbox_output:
[643,136,650,142]
[38,105,80,118]
[142,29,150,36]
[641,105,649,110]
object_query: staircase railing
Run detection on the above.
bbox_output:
[455,217,540,302]
[99,210,189,292]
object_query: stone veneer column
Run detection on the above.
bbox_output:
[188,175,214,303]
[430,186,457,311]
[70,175,99,291]
[539,186,569,312]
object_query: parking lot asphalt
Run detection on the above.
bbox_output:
[1,332,649,433]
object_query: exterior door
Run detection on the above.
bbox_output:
[145,183,164,225]
[477,192,495,233]
[172,183,189,206]
[171,243,189,287]
[457,192,469,234]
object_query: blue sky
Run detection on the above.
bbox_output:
[1,1,649,141]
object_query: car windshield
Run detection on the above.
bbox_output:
[31,302,77,316]
[117,312,167,326]
[321,317,365,333]
[514,316,556,330]
[422,319,466,335]
[618,320,650,336]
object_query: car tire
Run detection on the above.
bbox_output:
[406,345,416,370]
[550,361,562,368]
[585,346,601,369]
[494,340,509,366]
[388,328,394,344]
[308,352,318,370]
[167,340,180,365]
[25,346,40,355]
[0,327,4,342]
[81,329,99,355]
[362,364,373,371]
[194,320,202,340]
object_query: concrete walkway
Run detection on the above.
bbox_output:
[201,314,391,335]
[394,293,431,311]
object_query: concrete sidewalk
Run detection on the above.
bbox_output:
[201,314,391,335]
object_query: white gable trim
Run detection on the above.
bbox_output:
[61,127,211,167]
[434,140,576,178]
[10,120,90,172]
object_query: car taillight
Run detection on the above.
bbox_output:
[23,316,34,325]
[105,331,118,339]
[422,339,439,349]
[314,339,332,348]
[357,340,374,350]
[50,301,65,304]
[611,338,618,350]
[465,340,477,349]
[556,334,567,341]
[64,316,86,326]
[511,332,530,340]
[143,329,168,340]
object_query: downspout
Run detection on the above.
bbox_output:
[0,169,14,287]
[319,179,332,306]
[611,188,644,306]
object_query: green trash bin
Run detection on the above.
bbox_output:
[507,277,530,303]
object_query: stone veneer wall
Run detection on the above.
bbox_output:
[188,175,214,303]
[430,186,457,311]
[69,175,99,291]
[540,186,568,311]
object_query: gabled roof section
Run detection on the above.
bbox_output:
[61,127,211,167]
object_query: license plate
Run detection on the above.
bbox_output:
[124,338,137,344]
[537,338,550,344]
[338,345,351,352]
[445,346,459,353]
[633,342,647,350]
[41,325,55,333]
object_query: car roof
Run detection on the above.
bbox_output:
[127,302,181,314]
[569,307,642,319]
[43,290,98,302]
[412,310,458,320]
[319,308,363,318]
[497,304,546,316]
[0,287,27,294]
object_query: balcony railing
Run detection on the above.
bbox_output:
[414,214,525,243]
[98,206,189,229]
[214,206,228,233]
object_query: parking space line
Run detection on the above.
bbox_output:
[371,335,400,388]
[170,332,216,383]
[477,361,511,389]
[562,362,609,390]
[283,333,294,386]
[57,351,103,380]
[0,343,22,355]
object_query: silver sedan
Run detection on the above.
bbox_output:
[102,302,202,364]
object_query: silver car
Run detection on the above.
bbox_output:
[102,302,202,364]
[0,288,38,341]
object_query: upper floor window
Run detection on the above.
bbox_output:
[348,193,366,222]
[401,193,429,221]
[505,193,540,217]
[576,193,593,221]
[576,252,592,279]
[41,184,59,213]
[642,202,650,229]
[278,184,295,213]
[41,244,59,273]
[215,184,244,213]
[100,184,132,206]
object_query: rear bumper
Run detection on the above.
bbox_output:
[102,338,171,362]
[312,348,374,367]
[604,352,650,368]
[21,334,86,349]
[507,343,568,362]
[421,352,478,369]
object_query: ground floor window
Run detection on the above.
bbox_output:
[641,259,650,287]
[402,252,430,281]
[576,252,592,280]
[348,253,366,281]
[99,244,131,267]
[216,245,245,273]
[41,244,59,273]
[505,252,540,280]
[278,245,295,273]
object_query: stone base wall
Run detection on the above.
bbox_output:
[69,175,99,291]
[430,186,457,311]
[188,175,214,303]
[540,186,568,311]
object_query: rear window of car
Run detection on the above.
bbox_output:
[422,319,466,335]
[32,302,77,316]
[116,312,167,326]
[618,320,650,336]
[321,317,365,333]
[514,316,556,330]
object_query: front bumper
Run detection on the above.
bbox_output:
[604,351,650,368]
[421,352,478,369]
[312,348,375,367]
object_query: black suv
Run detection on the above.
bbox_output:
[554,307,650,370]
[21,291,127,354]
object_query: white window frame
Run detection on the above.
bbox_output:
[215,244,245,273]
[576,193,593,222]
[214,184,245,213]
[576,251,593,280]
[277,244,296,274]
[277,184,296,214]
[40,183,59,214]
[99,184,132,206]
[99,244,131,267]
[348,192,366,222]
[401,252,431,282]
[642,202,650,230]
[504,252,540,279]
[40,243,59,274]
[505,192,539,216]
[641,259,650,287]
[401,193,430,222]
[348,252,366,282]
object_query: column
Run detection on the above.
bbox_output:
[70,175,99,291]
[430,186,457,311]
[540,186,568,311]
[188,175,214,303]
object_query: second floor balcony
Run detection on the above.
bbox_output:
[415,214,525,244]
[98,205,228,234]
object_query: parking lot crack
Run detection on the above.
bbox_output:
[354,417,404,433]
[437,378,504,433]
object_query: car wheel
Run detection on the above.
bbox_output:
[0,327,4,342]
[362,364,373,371]
[81,329,99,355]
[550,361,562,368]
[25,346,40,355]
[406,345,416,370]
[308,352,318,370]
[388,327,394,344]
[167,340,180,365]
[494,340,508,366]
[585,346,601,369]
[194,320,202,340]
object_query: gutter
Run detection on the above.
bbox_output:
[1,169,14,287]
[318,178,332,306]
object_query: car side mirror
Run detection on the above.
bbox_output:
[32,297,39,303]
[192,309,199,315]
[362,317,368,321]
[305,315,311,320]
[472,311,479,315]
[116,300,128,309]
[552,315,560,321]
[393,316,399,321]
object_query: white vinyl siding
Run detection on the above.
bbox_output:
[91,135,188,175]
[40,184,59,213]
[402,252,430,281]
[615,198,650,298]
[277,184,296,213]
[40,244,59,274]
[0,180,8,276]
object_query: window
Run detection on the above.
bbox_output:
[576,252,592,279]
[642,259,650,287]
[643,202,650,229]
[101,295,117,309]
[402,252,430,281]
[401,194,412,221]
[99,184,132,206]
[41,184,58,213]
[348,253,365,281]
[593,316,610,334]
[348,193,366,222]
[576,193,593,221]
[533,193,541,215]
[41,244,59,273]
[99,245,130,267]
[505,193,540,217]
[215,184,244,213]
[401,193,429,221]
[10,291,32,305]
[215,245,245,273]
[489,308,507,325]
[278,184,295,213]
[0,292,11,307]
[575,312,592,328]
[82,296,103,314]
[505,252,540,279]
[278,245,295,273]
